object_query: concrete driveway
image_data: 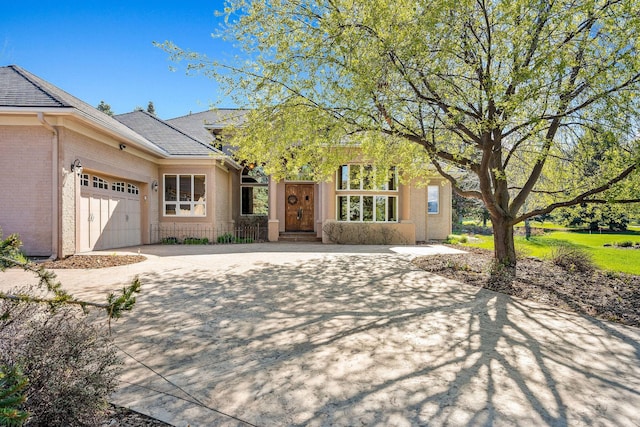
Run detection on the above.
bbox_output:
[2,243,639,426]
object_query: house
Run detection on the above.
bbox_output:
[0,65,239,257]
[0,65,451,257]
[168,112,453,245]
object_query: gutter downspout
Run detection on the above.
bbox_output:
[37,113,59,260]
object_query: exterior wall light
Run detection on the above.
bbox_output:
[71,159,83,176]
[152,180,159,192]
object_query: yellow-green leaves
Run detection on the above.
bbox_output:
[161,0,640,223]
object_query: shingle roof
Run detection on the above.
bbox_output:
[0,65,168,156]
[166,109,247,155]
[115,110,225,156]
[0,65,70,107]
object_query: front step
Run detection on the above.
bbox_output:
[278,232,322,242]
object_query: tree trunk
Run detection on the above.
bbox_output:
[491,216,517,279]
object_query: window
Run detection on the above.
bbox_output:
[163,174,206,216]
[337,165,397,191]
[337,195,397,222]
[127,183,139,195]
[428,185,439,214]
[93,176,109,190]
[80,174,90,187]
[241,166,268,215]
[112,182,126,192]
[336,164,398,222]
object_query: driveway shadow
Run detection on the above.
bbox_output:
[108,252,640,426]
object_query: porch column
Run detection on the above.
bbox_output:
[398,182,416,244]
[400,183,412,222]
[315,182,323,238]
[268,176,279,241]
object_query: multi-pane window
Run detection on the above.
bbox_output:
[93,176,109,190]
[112,182,126,192]
[163,174,206,216]
[81,174,140,196]
[336,164,398,222]
[428,185,439,214]
[337,195,398,222]
[127,183,139,195]
[337,164,397,191]
[241,166,268,215]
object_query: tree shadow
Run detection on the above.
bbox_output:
[107,253,640,426]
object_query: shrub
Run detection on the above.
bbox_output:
[161,236,178,244]
[0,296,121,426]
[550,246,594,273]
[235,238,254,244]
[322,222,408,245]
[217,233,235,244]
[444,234,468,244]
[183,237,209,245]
[614,240,634,248]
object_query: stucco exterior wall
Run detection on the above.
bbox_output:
[215,165,233,230]
[0,124,53,256]
[411,184,428,242]
[426,179,453,240]
[269,171,454,244]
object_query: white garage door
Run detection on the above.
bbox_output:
[79,174,141,252]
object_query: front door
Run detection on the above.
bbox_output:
[285,184,314,232]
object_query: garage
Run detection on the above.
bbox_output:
[79,173,141,252]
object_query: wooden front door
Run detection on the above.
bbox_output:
[285,184,315,231]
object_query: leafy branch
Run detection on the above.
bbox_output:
[0,231,140,327]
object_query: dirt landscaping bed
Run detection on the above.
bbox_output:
[41,255,146,269]
[413,246,640,328]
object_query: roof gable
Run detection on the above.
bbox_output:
[0,65,169,156]
[0,65,70,108]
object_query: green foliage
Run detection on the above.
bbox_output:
[96,100,114,116]
[463,231,640,274]
[0,365,28,426]
[0,234,25,270]
[444,234,468,244]
[554,205,629,231]
[453,193,489,227]
[0,231,140,320]
[217,233,235,244]
[106,277,141,327]
[161,236,179,244]
[216,233,254,244]
[236,238,254,244]
[183,237,209,245]
[159,0,640,270]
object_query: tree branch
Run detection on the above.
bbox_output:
[513,163,639,224]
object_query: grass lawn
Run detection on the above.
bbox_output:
[460,230,640,275]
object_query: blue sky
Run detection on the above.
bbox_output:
[0,1,237,119]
